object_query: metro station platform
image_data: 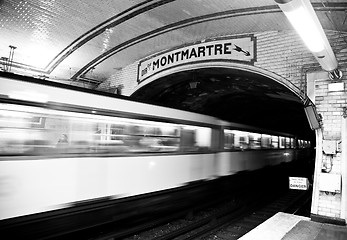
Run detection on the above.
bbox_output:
[239,212,347,240]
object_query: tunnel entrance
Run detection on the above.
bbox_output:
[131,65,314,142]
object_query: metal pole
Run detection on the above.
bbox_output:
[8,45,16,71]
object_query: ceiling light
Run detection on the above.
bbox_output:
[283,6,324,53]
[275,0,340,77]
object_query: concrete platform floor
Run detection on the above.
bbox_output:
[239,212,347,240]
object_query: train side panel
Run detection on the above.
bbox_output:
[217,149,298,175]
[0,153,218,220]
[0,159,78,220]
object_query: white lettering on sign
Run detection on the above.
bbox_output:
[289,177,309,190]
[137,35,256,83]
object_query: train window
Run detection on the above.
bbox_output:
[135,122,180,152]
[0,103,184,156]
[181,125,212,151]
[261,134,272,149]
[110,124,125,140]
[279,136,286,149]
[302,140,306,148]
[249,132,261,149]
[0,105,49,155]
[224,129,234,149]
[271,136,279,148]
[230,130,249,150]
[285,137,291,148]
[299,140,310,148]
[100,120,181,152]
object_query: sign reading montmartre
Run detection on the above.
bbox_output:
[137,35,256,83]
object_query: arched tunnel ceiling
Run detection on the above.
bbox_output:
[131,68,314,139]
[1,0,346,83]
[1,0,345,140]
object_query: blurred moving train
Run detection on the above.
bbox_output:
[0,73,311,234]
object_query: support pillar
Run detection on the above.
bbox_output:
[311,128,323,215]
[341,110,347,221]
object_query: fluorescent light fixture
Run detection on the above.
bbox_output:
[284,6,324,52]
[275,0,338,72]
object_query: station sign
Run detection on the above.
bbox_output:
[137,35,256,83]
[289,177,310,190]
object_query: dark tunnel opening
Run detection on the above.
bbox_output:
[131,67,315,142]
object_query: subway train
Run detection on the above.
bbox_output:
[0,72,311,237]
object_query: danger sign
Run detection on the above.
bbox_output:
[289,177,309,190]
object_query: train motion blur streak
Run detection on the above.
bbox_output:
[0,73,310,229]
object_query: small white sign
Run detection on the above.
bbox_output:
[289,177,309,190]
[328,82,344,92]
[319,173,341,193]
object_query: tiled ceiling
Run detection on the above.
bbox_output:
[0,0,346,83]
[1,0,346,139]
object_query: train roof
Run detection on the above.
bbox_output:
[0,72,220,126]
